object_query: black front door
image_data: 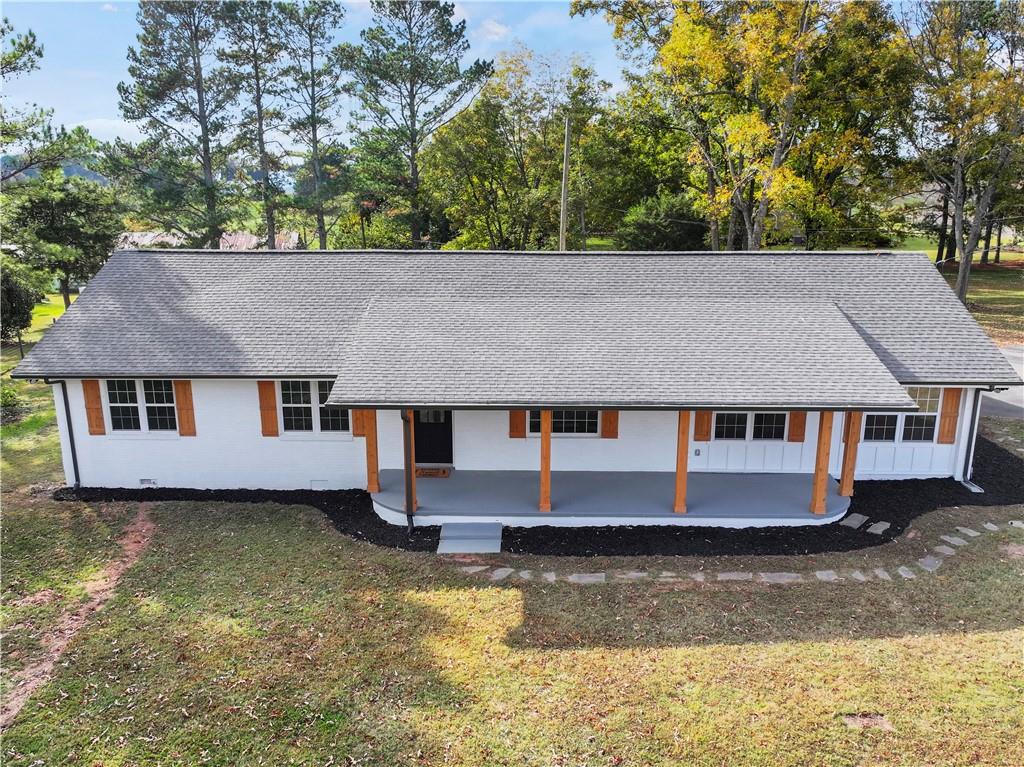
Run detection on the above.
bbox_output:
[414,409,453,464]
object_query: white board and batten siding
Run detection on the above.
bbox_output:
[53,380,979,489]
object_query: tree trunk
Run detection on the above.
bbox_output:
[994,219,1003,263]
[16,330,24,359]
[409,146,422,246]
[253,70,276,250]
[60,276,71,309]
[980,217,994,264]
[190,12,220,249]
[935,189,950,269]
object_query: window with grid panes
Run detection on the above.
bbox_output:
[902,386,940,441]
[106,379,140,430]
[317,381,349,431]
[752,412,786,440]
[714,412,747,439]
[142,380,177,431]
[528,410,599,434]
[280,380,313,431]
[863,414,898,441]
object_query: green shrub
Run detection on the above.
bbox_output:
[614,193,707,251]
[1,385,23,409]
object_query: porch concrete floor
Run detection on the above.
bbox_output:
[372,469,850,528]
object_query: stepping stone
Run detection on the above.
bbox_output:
[717,571,753,581]
[567,573,605,584]
[541,572,557,583]
[866,521,891,535]
[917,556,943,573]
[659,571,677,577]
[956,527,981,538]
[616,571,649,581]
[489,567,515,581]
[840,513,869,529]
[934,545,957,556]
[873,568,892,581]
[897,566,917,579]
[1010,521,1024,529]
[940,535,968,547]
[518,570,533,580]
[816,570,840,582]
[459,565,488,574]
[438,522,503,554]
[689,572,706,582]
[983,522,1000,531]
[849,570,869,582]
[759,572,803,584]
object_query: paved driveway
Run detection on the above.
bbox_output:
[981,345,1023,419]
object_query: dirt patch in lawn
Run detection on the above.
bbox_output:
[0,504,155,730]
[843,713,895,731]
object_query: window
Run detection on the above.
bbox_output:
[902,386,939,442]
[280,380,313,431]
[714,412,748,439]
[143,380,177,431]
[863,414,897,441]
[107,379,140,431]
[317,381,349,432]
[529,410,599,435]
[752,412,786,440]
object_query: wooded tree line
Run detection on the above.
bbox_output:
[2,0,1022,336]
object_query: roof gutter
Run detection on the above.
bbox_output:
[44,378,80,489]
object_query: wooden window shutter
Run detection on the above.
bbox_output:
[788,411,807,442]
[600,410,619,438]
[352,409,366,437]
[937,388,963,444]
[82,379,105,435]
[257,380,279,437]
[693,410,712,441]
[509,410,526,438]
[173,380,196,436]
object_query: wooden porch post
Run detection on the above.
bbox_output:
[401,409,417,515]
[839,411,862,498]
[674,410,690,513]
[364,409,380,493]
[539,409,552,512]
[810,410,834,514]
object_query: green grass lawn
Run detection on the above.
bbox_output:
[2,399,1023,764]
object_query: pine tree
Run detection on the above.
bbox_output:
[116,1,237,248]
[342,1,492,245]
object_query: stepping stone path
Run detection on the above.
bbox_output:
[448,519,1022,587]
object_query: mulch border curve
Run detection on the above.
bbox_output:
[55,437,1023,559]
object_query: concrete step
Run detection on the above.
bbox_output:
[437,522,503,554]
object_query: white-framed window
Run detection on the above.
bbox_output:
[528,410,599,435]
[864,386,942,444]
[105,379,178,435]
[279,380,351,437]
[712,412,787,441]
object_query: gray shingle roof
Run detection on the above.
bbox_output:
[327,297,916,410]
[13,250,1020,406]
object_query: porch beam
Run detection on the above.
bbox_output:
[674,410,690,513]
[401,409,417,515]
[810,410,834,514]
[364,409,380,493]
[839,411,862,497]
[539,409,552,512]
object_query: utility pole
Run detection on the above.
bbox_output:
[558,115,570,251]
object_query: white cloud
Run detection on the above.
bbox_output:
[100,3,118,12]
[479,18,510,42]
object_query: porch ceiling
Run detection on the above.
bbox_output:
[327,298,916,411]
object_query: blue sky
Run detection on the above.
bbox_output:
[3,1,626,143]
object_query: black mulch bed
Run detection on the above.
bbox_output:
[56,437,1023,559]
[58,486,439,552]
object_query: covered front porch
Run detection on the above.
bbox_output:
[371,469,851,528]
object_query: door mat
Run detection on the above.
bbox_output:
[416,467,451,478]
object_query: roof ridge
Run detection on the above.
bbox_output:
[115,248,913,257]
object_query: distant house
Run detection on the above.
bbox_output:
[116,231,301,250]
[12,249,1021,533]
